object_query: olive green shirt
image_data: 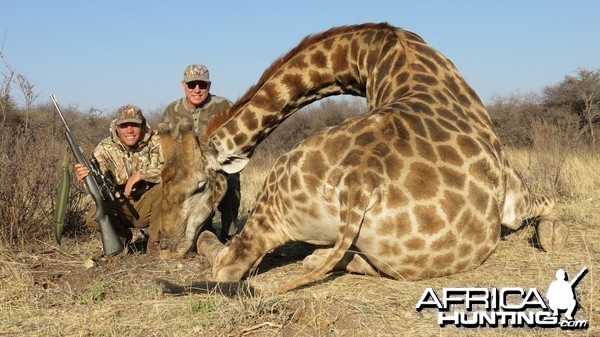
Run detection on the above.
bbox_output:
[163,94,233,137]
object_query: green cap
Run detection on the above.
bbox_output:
[183,64,210,83]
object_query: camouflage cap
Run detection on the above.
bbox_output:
[183,64,210,83]
[115,105,144,125]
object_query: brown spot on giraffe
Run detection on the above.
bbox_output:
[439,166,466,190]
[415,137,438,163]
[436,144,464,167]
[430,230,458,251]
[405,162,439,200]
[404,237,426,250]
[440,190,466,223]
[431,252,456,270]
[158,23,567,293]
[414,205,446,236]
[425,118,452,142]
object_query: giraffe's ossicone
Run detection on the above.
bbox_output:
[159,23,568,293]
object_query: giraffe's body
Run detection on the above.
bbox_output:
[160,23,567,292]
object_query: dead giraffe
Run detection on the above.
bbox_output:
[159,23,568,292]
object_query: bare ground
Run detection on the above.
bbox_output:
[1,200,598,337]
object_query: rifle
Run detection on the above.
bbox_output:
[569,267,588,288]
[50,95,124,256]
[89,156,118,202]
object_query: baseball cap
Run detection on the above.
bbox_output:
[183,64,210,83]
[115,105,144,125]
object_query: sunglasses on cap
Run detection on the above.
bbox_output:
[186,81,209,90]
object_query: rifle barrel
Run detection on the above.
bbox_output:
[50,94,72,134]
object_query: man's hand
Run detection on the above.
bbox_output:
[74,163,90,183]
[125,171,142,197]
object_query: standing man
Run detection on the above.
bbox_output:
[74,105,163,255]
[163,64,240,242]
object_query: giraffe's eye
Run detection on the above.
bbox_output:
[194,180,209,194]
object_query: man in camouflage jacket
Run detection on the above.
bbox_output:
[163,64,240,243]
[74,105,163,254]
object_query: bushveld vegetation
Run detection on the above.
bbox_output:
[1,51,599,336]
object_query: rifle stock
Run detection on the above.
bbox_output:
[50,95,124,256]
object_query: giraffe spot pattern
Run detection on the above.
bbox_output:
[405,162,439,200]
[282,73,307,97]
[414,205,445,235]
[355,131,375,146]
[404,237,425,250]
[436,144,464,167]
[302,150,329,178]
[439,166,466,190]
[457,134,481,157]
[425,118,452,142]
[415,137,438,163]
[431,252,456,269]
[430,230,458,251]
[439,190,465,223]
[310,50,327,68]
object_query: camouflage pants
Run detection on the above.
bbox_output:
[85,183,162,244]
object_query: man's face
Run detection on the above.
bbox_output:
[116,122,143,148]
[183,80,211,106]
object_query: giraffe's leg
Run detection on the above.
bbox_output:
[502,191,567,252]
[197,230,225,266]
[526,194,567,252]
[303,246,380,277]
[274,186,381,293]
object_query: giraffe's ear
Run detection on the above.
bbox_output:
[208,140,250,174]
[217,154,249,174]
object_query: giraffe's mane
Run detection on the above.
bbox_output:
[203,22,397,141]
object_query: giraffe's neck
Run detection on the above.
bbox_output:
[206,22,487,163]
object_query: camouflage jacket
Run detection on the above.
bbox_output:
[92,119,163,186]
[163,94,232,137]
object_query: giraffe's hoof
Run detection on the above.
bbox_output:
[537,219,568,252]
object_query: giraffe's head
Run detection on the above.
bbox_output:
[158,121,228,258]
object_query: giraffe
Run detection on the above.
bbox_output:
[159,23,568,292]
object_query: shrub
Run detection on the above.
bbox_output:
[0,104,109,248]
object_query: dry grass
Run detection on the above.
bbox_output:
[507,147,600,202]
[1,145,598,336]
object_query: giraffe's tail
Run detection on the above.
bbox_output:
[274,186,381,294]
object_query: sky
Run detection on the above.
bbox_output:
[1,1,598,115]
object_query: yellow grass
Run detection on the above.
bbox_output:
[506,147,600,202]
